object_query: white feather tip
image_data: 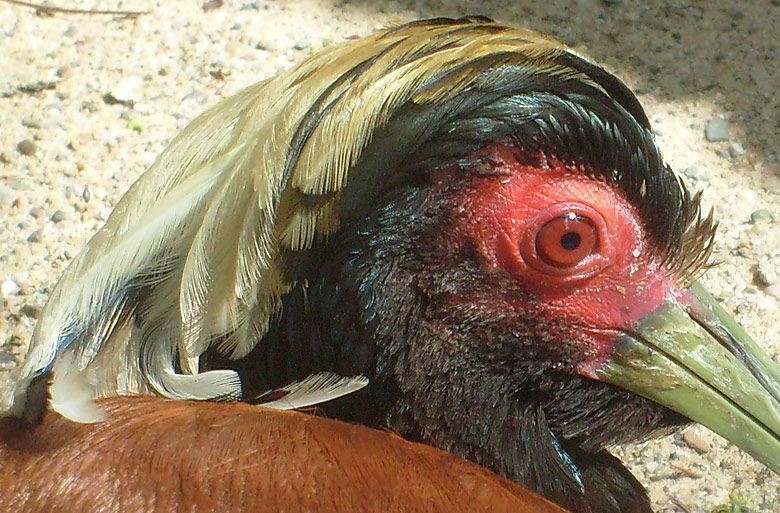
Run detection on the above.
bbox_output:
[50,352,107,423]
[256,372,369,410]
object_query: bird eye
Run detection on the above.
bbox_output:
[535,213,598,268]
[518,202,612,282]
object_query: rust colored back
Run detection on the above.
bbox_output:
[0,396,569,513]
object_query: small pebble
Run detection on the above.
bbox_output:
[750,209,773,223]
[682,428,711,453]
[29,207,45,219]
[728,142,745,157]
[203,0,224,11]
[756,295,777,311]
[225,40,243,58]
[82,186,91,202]
[27,230,42,243]
[50,210,66,223]
[17,139,37,156]
[82,100,101,113]
[20,304,40,319]
[255,35,282,52]
[0,348,17,366]
[1,279,19,297]
[682,166,701,180]
[56,65,72,79]
[705,118,731,142]
[711,469,732,489]
[755,256,778,287]
[21,117,42,129]
[736,188,756,204]
[106,77,142,105]
[120,110,140,121]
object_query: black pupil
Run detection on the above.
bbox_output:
[560,232,581,251]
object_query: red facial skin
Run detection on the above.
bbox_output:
[459,143,685,376]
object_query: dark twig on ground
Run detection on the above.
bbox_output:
[0,0,146,17]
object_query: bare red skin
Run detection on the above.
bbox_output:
[460,143,683,376]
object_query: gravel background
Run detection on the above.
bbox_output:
[1,1,778,511]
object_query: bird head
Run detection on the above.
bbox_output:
[4,15,779,513]
[229,17,779,511]
[289,84,775,510]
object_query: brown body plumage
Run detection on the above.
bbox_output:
[0,396,568,513]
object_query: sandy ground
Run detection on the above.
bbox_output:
[0,0,778,511]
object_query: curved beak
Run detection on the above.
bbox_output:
[593,282,780,474]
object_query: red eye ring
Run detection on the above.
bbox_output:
[520,203,613,280]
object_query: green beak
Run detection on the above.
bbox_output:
[593,281,780,473]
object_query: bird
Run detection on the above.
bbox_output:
[2,15,779,513]
[0,395,571,513]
